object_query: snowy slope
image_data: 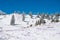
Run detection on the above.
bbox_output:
[0,13,60,40]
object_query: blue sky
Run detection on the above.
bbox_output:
[0,0,60,14]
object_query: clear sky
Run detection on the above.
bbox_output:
[0,0,60,14]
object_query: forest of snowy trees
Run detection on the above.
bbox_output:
[9,11,60,26]
[0,10,60,26]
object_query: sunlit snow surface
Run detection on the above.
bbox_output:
[0,14,60,40]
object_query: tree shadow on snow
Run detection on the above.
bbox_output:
[11,24,20,26]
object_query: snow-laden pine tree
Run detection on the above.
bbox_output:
[51,12,60,22]
[37,12,40,18]
[49,14,54,20]
[40,18,46,24]
[55,12,60,16]
[55,12,60,20]
[51,18,59,22]
[10,15,15,25]
[45,13,50,19]
[35,18,46,26]
[22,12,25,21]
[52,12,60,22]
[29,11,33,18]
[35,21,38,26]
[41,13,45,19]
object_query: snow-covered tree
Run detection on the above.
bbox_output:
[51,19,59,22]
[22,12,25,21]
[50,14,54,20]
[41,13,45,19]
[45,13,49,19]
[29,11,33,18]
[10,15,15,25]
[51,12,60,22]
[40,18,46,24]
[52,12,60,22]
[35,21,39,26]
[55,12,60,16]
[35,18,46,26]
[55,12,60,19]
[37,12,40,18]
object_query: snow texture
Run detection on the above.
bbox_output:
[0,13,60,40]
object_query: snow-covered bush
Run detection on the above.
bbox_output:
[51,13,60,22]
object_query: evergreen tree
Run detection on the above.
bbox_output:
[35,20,41,26]
[35,21,38,26]
[51,19,59,22]
[37,12,40,18]
[40,18,46,24]
[45,13,49,19]
[51,13,60,22]
[29,11,33,18]
[50,14,54,19]
[41,13,45,19]
[22,12,25,21]
[55,12,60,20]
[55,12,60,16]
[10,15,15,25]
[52,12,60,22]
